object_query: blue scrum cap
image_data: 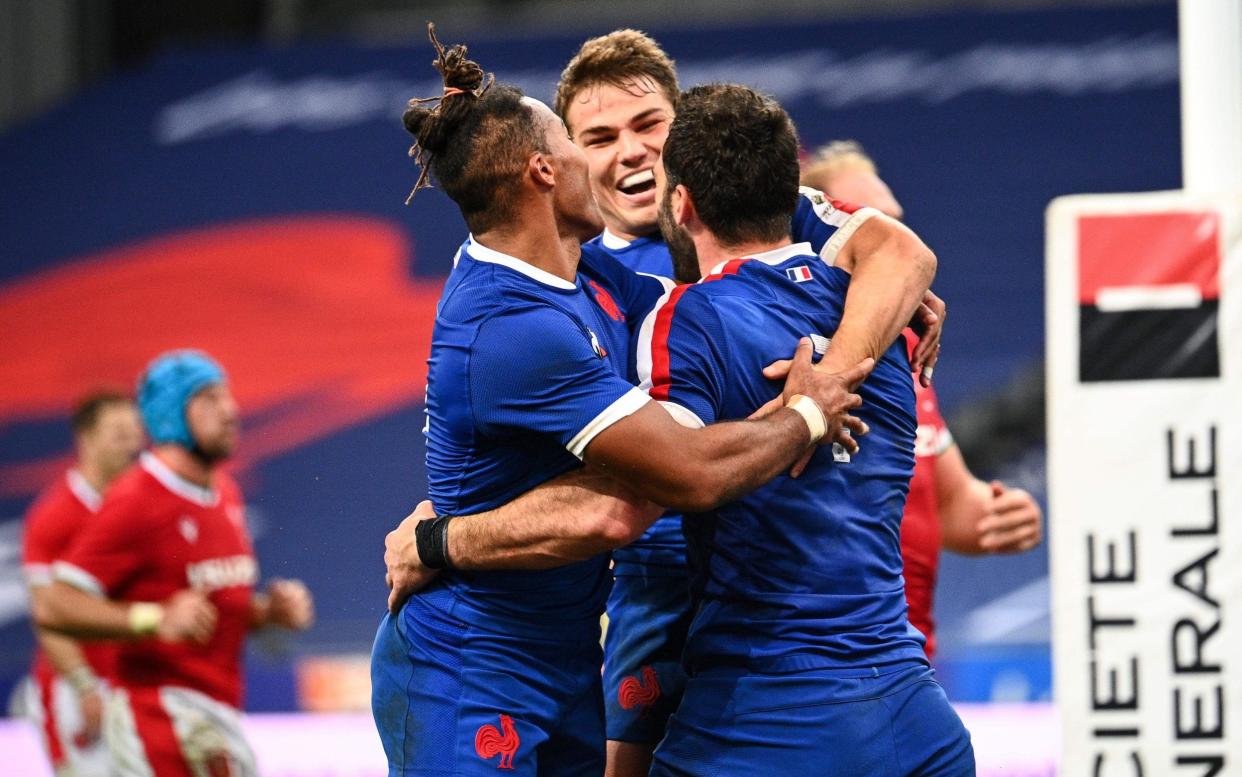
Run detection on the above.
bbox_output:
[136,350,227,448]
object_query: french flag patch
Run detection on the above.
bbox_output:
[786,265,813,283]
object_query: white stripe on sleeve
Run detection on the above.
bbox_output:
[819,206,881,267]
[566,387,652,460]
[52,561,106,597]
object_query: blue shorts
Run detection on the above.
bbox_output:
[650,662,974,776]
[371,590,605,776]
[603,562,693,743]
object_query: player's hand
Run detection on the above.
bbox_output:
[265,578,315,631]
[386,500,441,614]
[158,590,217,645]
[77,687,104,744]
[781,338,873,448]
[909,289,945,387]
[978,481,1042,553]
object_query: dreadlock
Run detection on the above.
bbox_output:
[402,24,547,234]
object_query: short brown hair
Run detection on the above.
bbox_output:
[554,29,679,128]
[800,140,876,191]
[71,389,132,435]
[664,84,800,247]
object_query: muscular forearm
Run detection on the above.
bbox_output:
[824,219,935,369]
[446,469,662,570]
[590,407,811,513]
[938,476,993,555]
[31,613,94,675]
[32,581,139,640]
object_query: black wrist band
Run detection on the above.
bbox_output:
[415,515,454,570]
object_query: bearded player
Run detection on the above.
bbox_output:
[552,30,942,775]
[33,350,314,777]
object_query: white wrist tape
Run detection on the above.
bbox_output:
[65,666,99,695]
[786,394,827,444]
[128,602,164,636]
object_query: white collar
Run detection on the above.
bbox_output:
[140,451,218,508]
[704,242,813,278]
[599,229,632,251]
[466,236,577,290]
[65,469,102,512]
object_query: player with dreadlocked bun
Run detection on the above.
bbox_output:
[373,24,887,777]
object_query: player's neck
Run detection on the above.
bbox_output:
[695,235,792,277]
[74,457,108,494]
[473,216,578,284]
[151,445,215,488]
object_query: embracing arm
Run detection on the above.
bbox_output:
[444,469,663,568]
[826,214,938,373]
[384,469,662,612]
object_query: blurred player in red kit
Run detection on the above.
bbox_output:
[803,141,1043,657]
[32,349,315,777]
[22,390,143,777]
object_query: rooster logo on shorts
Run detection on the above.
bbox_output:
[618,665,662,715]
[475,713,520,769]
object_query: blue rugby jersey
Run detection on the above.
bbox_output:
[421,238,658,637]
[585,188,870,572]
[632,242,927,672]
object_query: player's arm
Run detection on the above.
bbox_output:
[33,578,217,644]
[27,586,107,743]
[385,470,663,611]
[821,212,937,373]
[936,445,1043,555]
[249,579,315,631]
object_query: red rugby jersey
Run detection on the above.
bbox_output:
[56,452,256,708]
[901,377,952,659]
[22,470,119,681]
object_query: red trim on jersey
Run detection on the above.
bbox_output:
[649,259,748,401]
[829,199,862,214]
[129,688,194,777]
[37,671,66,766]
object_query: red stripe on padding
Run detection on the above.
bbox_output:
[36,670,66,766]
[128,687,194,777]
[649,259,748,401]
[1078,212,1220,304]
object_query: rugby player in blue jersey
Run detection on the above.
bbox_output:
[371,29,920,777]
[637,83,973,775]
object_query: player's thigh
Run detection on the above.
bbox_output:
[656,667,957,777]
[881,677,974,776]
[603,569,692,744]
[104,687,191,777]
[535,669,606,777]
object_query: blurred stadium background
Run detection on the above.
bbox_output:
[0,0,1213,774]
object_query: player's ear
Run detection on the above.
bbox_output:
[528,152,556,189]
[672,184,697,227]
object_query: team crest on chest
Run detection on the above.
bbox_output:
[178,516,199,544]
[587,328,608,358]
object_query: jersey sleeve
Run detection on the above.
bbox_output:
[634,287,728,428]
[22,496,77,587]
[470,305,650,459]
[54,493,152,597]
[916,382,955,456]
[792,186,882,267]
[579,243,672,327]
